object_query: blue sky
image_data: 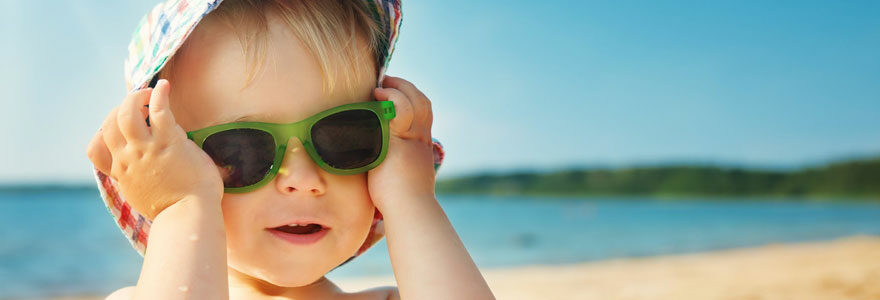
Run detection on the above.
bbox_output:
[2,0,879,184]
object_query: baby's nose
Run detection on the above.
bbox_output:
[274,137,326,196]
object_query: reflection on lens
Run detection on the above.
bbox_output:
[311,109,381,169]
[202,129,275,187]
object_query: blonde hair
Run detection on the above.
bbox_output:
[163,0,386,95]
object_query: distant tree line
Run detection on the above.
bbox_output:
[435,156,880,199]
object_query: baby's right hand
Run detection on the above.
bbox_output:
[87,79,224,220]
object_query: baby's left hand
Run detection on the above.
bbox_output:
[368,76,436,212]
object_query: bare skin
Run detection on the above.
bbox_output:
[88,10,494,300]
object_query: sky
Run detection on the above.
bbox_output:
[1,0,879,184]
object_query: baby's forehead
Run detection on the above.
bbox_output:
[166,40,373,130]
[189,6,377,91]
[175,13,375,93]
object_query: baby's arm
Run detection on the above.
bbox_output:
[383,196,494,300]
[369,77,495,300]
[90,80,229,299]
[134,194,227,299]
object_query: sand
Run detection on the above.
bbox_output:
[336,236,880,300]
[38,235,880,300]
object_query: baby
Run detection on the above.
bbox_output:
[85,0,494,299]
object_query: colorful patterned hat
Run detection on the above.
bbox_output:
[93,0,446,269]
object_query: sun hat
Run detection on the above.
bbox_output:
[92,0,446,268]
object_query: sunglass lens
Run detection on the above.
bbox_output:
[311,109,382,170]
[202,129,276,188]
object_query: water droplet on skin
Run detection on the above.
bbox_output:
[178,285,189,292]
[189,234,199,241]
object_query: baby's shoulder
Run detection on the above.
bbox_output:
[104,284,399,300]
[342,285,399,300]
[105,286,135,300]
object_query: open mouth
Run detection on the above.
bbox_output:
[272,224,324,235]
[267,223,329,245]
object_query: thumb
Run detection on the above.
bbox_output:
[86,129,113,175]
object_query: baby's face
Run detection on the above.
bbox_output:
[162,13,377,287]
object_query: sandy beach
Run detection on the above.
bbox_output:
[41,235,880,300]
[336,235,880,300]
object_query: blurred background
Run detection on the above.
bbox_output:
[1,0,878,299]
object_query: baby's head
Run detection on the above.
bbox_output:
[123,0,397,288]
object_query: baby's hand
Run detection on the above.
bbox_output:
[367,76,436,211]
[87,80,223,220]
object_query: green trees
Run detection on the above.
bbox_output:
[435,157,880,199]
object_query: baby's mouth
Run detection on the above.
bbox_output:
[270,224,325,235]
[267,223,330,245]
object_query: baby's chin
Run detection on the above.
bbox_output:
[259,272,324,288]
[231,262,331,288]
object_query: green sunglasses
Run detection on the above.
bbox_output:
[183,101,395,193]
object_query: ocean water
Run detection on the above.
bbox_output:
[2,189,880,299]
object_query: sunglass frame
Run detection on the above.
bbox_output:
[185,101,396,193]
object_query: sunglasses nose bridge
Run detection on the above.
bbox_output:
[277,122,308,147]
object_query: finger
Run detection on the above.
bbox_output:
[418,93,433,139]
[117,88,153,143]
[381,76,429,130]
[148,79,177,140]
[86,129,113,175]
[382,76,429,103]
[374,87,415,137]
[425,98,433,137]
[381,76,431,138]
[101,107,126,152]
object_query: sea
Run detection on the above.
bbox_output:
[2,188,880,299]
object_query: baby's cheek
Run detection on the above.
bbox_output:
[337,197,375,250]
[220,194,258,258]
[341,173,375,230]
